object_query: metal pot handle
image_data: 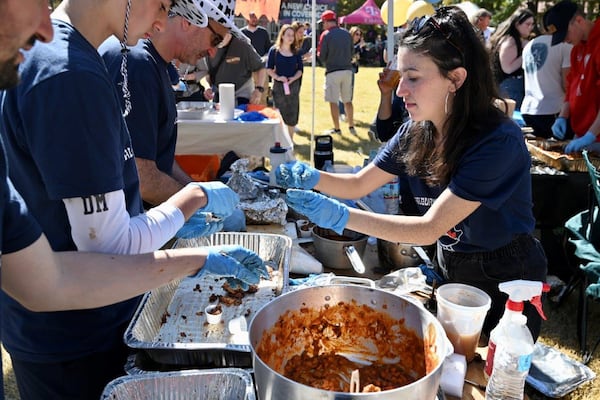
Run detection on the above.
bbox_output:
[344,245,366,274]
[328,276,375,288]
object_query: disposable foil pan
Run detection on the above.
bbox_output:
[124,232,291,368]
[101,369,256,399]
[526,342,596,397]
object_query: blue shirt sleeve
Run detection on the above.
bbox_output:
[21,71,127,199]
[1,177,42,254]
[448,121,530,210]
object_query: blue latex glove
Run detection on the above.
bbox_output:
[565,131,596,153]
[197,245,269,286]
[276,161,320,189]
[551,117,568,139]
[176,211,223,239]
[189,181,239,218]
[286,189,349,235]
[418,264,446,286]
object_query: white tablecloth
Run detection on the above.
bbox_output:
[175,110,294,158]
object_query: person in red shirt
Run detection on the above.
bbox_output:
[547,1,600,153]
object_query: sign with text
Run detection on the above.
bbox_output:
[278,0,337,24]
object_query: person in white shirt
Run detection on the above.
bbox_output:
[521,34,573,138]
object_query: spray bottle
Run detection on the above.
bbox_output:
[484,280,550,400]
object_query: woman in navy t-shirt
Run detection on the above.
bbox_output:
[277,7,547,341]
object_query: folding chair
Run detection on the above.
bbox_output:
[562,150,600,364]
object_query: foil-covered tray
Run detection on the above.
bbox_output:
[124,232,291,368]
[526,342,596,398]
[101,369,256,399]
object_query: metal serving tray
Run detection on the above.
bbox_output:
[526,140,600,172]
[101,369,256,399]
[124,232,291,368]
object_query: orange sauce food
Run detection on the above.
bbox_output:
[256,299,434,393]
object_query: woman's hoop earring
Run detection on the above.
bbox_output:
[444,91,451,115]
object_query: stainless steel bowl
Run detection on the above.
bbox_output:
[249,285,452,400]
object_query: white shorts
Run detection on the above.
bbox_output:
[324,70,353,104]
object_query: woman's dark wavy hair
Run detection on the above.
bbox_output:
[399,6,505,186]
[489,8,534,53]
[489,8,534,81]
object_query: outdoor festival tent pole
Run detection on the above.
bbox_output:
[387,0,394,63]
[310,0,316,166]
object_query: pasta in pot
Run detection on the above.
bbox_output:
[255,299,427,393]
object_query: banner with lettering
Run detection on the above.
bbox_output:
[278,0,338,24]
[235,0,283,21]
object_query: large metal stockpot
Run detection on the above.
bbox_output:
[248,285,452,400]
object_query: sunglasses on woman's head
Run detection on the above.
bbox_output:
[410,15,464,63]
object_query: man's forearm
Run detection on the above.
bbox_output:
[254,68,267,88]
[136,157,186,206]
[171,160,193,187]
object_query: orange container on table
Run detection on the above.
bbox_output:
[175,154,220,181]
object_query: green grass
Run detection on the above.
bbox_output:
[292,65,385,168]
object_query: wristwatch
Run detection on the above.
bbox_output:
[255,86,265,93]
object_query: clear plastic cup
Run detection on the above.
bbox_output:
[436,283,491,361]
[380,58,401,90]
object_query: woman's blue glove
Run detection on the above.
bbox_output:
[565,131,596,153]
[286,189,349,235]
[552,117,568,139]
[276,161,320,189]
[189,182,239,218]
[176,212,223,239]
[196,245,269,286]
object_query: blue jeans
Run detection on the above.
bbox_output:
[437,234,547,339]
[499,75,524,111]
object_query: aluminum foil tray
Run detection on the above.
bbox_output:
[101,368,256,399]
[124,232,291,368]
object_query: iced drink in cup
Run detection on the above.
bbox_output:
[379,58,401,91]
[436,283,491,361]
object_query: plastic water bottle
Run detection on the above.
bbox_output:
[484,280,549,380]
[485,312,534,400]
[269,142,287,185]
[381,176,400,215]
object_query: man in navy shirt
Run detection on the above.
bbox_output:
[242,11,272,59]
[241,11,272,104]
[100,5,246,231]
